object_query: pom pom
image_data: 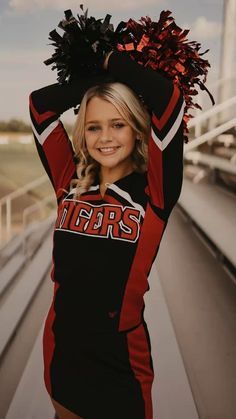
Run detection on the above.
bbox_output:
[115,10,215,143]
[44,5,120,83]
[44,6,215,143]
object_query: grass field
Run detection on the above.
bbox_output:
[0,134,54,198]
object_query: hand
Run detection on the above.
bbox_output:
[103,50,114,70]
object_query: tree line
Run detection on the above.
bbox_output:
[0,119,73,134]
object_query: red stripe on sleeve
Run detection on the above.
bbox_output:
[151,85,181,131]
[147,136,164,209]
[43,127,75,196]
[29,94,56,125]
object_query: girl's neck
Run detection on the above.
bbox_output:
[99,163,134,185]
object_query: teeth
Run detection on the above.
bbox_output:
[99,147,119,152]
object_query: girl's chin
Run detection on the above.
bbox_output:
[93,156,123,167]
[93,158,128,171]
[97,161,120,169]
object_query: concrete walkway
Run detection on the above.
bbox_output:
[154,206,236,419]
[144,265,199,419]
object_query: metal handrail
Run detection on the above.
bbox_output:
[22,206,56,257]
[188,96,236,128]
[22,194,56,230]
[185,151,236,175]
[207,74,236,90]
[0,175,49,244]
[188,96,236,141]
[184,117,236,152]
[0,175,48,205]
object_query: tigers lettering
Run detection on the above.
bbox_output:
[55,200,141,243]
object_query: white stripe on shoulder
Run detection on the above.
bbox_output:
[65,187,77,197]
[151,100,185,151]
[108,184,145,218]
[64,185,100,199]
[31,119,60,145]
[88,185,100,192]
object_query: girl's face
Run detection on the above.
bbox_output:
[84,96,137,171]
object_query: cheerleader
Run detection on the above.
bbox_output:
[29,8,213,419]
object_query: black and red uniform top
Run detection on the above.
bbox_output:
[29,51,185,334]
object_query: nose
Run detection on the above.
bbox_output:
[98,126,113,143]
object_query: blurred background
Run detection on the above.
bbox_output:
[0,1,235,418]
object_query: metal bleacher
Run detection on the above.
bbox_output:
[179,179,236,269]
[0,225,53,358]
[5,325,55,419]
[0,216,56,418]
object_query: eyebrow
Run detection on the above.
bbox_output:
[85,118,125,125]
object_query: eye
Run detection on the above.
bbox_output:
[113,123,125,128]
[86,123,125,131]
[87,126,100,131]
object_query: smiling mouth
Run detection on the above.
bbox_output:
[98,146,121,154]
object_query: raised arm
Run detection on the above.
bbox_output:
[107,51,185,221]
[29,74,109,202]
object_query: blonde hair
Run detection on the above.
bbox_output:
[69,82,151,199]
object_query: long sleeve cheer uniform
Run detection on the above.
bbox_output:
[29,51,185,419]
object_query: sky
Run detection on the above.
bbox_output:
[0,0,232,124]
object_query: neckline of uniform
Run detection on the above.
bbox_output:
[96,171,138,199]
[94,170,137,187]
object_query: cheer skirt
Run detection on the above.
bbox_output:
[42,283,154,419]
